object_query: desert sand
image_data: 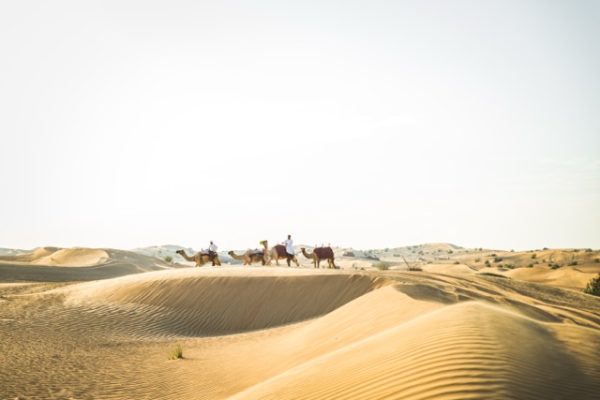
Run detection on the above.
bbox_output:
[1,246,599,399]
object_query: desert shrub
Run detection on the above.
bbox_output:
[568,261,578,266]
[585,248,592,252]
[550,263,561,270]
[527,263,534,268]
[595,258,600,263]
[373,261,391,270]
[169,344,183,360]
[454,261,459,264]
[531,254,537,259]
[583,274,600,296]
[164,255,173,263]
[543,247,549,250]
[474,258,481,262]
[490,253,497,257]
[494,257,503,263]
[484,260,491,266]
[343,251,355,257]
[510,249,515,252]
[573,249,580,253]
[447,250,453,254]
[504,264,515,269]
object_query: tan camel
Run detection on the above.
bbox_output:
[263,240,299,267]
[227,249,266,266]
[301,247,337,269]
[176,249,221,267]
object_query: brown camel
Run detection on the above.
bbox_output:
[228,249,266,266]
[263,240,299,267]
[301,247,337,269]
[176,249,221,267]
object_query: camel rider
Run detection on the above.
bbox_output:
[208,241,218,265]
[284,234,295,266]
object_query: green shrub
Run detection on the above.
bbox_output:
[550,263,560,270]
[494,257,503,263]
[527,263,534,268]
[585,248,592,253]
[164,255,173,263]
[531,254,537,259]
[169,344,183,360]
[447,250,453,254]
[583,274,600,296]
[484,260,491,266]
[568,261,578,266]
[373,261,391,270]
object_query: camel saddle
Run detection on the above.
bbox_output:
[248,250,264,257]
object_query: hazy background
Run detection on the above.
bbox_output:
[1,0,599,251]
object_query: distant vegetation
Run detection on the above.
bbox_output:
[583,274,600,296]
[373,261,392,271]
[164,255,173,263]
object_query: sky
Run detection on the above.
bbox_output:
[1,0,599,251]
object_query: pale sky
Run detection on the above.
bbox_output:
[1,0,599,251]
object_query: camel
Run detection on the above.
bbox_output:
[262,240,299,267]
[175,249,221,267]
[301,247,337,269]
[227,249,266,265]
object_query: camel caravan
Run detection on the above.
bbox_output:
[178,236,337,269]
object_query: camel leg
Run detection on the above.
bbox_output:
[294,257,300,267]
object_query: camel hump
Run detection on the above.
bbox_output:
[314,247,334,259]
[272,245,287,257]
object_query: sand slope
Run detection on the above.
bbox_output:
[0,247,173,282]
[1,268,599,399]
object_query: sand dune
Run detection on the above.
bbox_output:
[0,247,173,282]
[1,263,599,399]
[59,267,387,336]
[233,302,599,400]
